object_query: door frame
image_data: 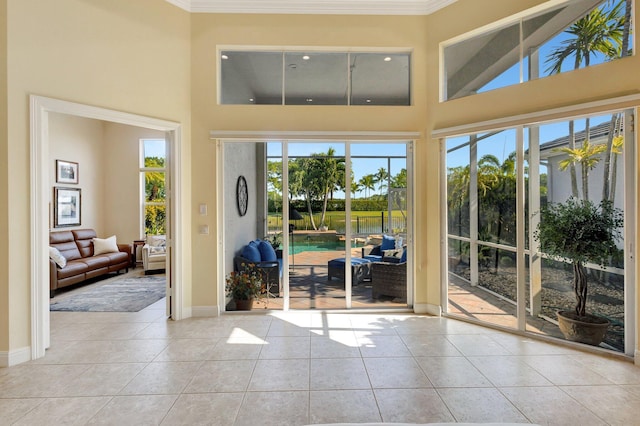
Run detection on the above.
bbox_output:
[214,133,417,312]
[30,95,184,359]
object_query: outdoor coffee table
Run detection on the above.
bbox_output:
[327,257,372,285]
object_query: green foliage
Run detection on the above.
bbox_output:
[145,205,166,235]
[534,197,623,267]
[225,265,263,301]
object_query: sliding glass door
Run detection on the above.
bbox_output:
[225,139,412,311]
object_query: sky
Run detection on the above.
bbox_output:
[267,141,408,198]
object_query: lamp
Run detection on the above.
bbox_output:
[289,206,303,270]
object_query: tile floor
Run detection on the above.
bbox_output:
[2,301,640,425]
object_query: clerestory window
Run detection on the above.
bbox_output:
[220,49,411,106]
[441,0,633,101]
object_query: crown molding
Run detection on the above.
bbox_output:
[165,0,457,15]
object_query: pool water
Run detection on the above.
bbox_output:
[288,239,364,255]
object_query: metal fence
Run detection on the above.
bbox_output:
[268,212,406,235]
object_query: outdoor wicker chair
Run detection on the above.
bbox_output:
[371,260,407,301]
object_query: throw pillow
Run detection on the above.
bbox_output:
[49,246,67,268]
[148,235,166,247]
[258,240,277,262]
[93,235,119,255]
[395,236,404,250]
[400,247,407,263]
[381,234,395,251]
[241,243,261,263]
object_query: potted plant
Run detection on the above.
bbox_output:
[264,232,283,250]
[534,197,623,345]
[225,264,264,310]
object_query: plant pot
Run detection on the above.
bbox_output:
[233,298,254,311]
[557,310,610,346]
[319,225,328,232]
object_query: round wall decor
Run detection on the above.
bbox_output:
[236,175,248,216]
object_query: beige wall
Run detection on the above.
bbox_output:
[190,13,430,309]
[103,122,166,243]
[0,0,8,352]
[49,114,105,233]
[1,0,191,356]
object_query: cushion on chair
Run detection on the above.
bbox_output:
[381,234,395,251]
[400,247,407,263]
[258,240,277,262]
[241,243,262,262]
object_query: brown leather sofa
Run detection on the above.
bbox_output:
[49,229,131,298]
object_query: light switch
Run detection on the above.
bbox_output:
[199,225,209,235]
[199,204,208,215]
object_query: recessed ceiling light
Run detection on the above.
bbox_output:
[384,56,392,62]
[302,55,310,60]
[249,98,255,102]
[366,99,372,103]
[306,98,313,102]
[221,54,229,60]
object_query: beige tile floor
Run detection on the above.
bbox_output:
[0,306,640,425]
[2,298,640,424]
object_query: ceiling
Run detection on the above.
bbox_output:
[164,0,458,15]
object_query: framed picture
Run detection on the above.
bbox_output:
[56,160,79,184]
[54,187,81,227]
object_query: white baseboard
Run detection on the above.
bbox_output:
[191,306,220,317]
[0,346,31,367]
[635,350,639,367]
[413,303,442,316]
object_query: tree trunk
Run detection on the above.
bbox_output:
[573,262,588,317]
[622,0,632,58]
[601,114,619,202]
[305,195,316,230]
[568,121,579,198]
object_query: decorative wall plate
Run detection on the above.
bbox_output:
[236,175,248,216]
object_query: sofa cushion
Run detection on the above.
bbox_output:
[80,255,111,270]
[381,234,395,251]
[258,240,277,262]
[49,247,67,268]
[54,241,82,261]
[241,243,261,263]
[56,260,89,279]
[93,236,119,255]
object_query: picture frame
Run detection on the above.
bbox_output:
[56,160,79,184]
[54,187,81,227]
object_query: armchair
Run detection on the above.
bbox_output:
[371,260,407,301]
[142,235,166,274]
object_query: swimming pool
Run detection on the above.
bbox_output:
[289,239,365,255]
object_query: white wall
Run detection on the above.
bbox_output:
[224,142,259,277]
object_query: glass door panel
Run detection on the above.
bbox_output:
[350,143,408,308]
[287,142,348,309]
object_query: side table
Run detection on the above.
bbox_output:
[132,240,145,267]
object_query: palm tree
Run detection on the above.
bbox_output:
[545,1,625,200]
[359,174,376,198]
[554,139,607,201]
[374,167,389,195]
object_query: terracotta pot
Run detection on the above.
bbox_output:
[557,310,610,346]
[234,299,254,311]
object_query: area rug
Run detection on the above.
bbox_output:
[50,276,166,312]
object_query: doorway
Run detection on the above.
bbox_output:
[220,137,413,311]
[30,95,184,360]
